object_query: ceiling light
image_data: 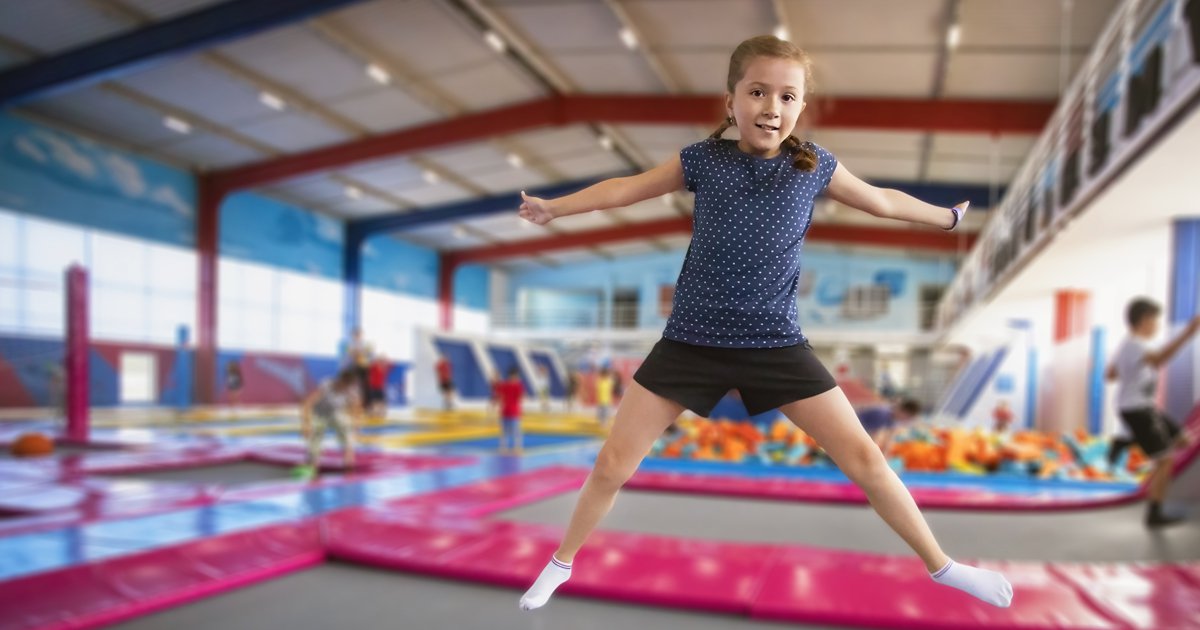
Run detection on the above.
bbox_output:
[599,135,614,151]
[506,153,524,169]
[947,24,962,49]
[365,63,391,85]
[258,91,286,111]
[163,116,191,134]
[484,30,506,53]
[619,27,637,50]
[422,169,440,184]
[774,24,789,41]
[345,185,363,200]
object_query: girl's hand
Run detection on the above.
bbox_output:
[519,190,556,226]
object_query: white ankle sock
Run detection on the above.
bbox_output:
[519,556,572,611]
[930,559,1013,607]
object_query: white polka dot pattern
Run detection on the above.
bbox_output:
[664,138,837,348]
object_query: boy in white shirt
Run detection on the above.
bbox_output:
[1106,298,1199,527]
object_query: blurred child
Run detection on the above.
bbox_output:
[565,369,580,413]
[367,354,389,418]
[992,400,1014,435]
[436,353,454,412]
[1106,298,1200,527]
[225,360,244,409]
[595,366,616,426]
[537,365,551,414]
[858,398,922,454]
[301,368,363,474]
[494,367,525,455]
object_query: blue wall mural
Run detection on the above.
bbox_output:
[361,234,438,298]
[220,192,345,279]
[0,113,196,247]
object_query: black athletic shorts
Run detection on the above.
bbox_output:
[633,337,837,417]
[1119,408,1182,458]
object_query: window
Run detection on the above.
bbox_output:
[218,258,344,357]
[0,209,198,343]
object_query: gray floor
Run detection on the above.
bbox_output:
[99,462,296,485]
[499,489,1200,563]
[112,563,830,630]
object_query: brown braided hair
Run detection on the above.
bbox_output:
[710,35,817,172]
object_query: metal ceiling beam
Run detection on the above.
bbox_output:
[210,94,1055,192]
[346,176,619,239]
[0,0,370,106]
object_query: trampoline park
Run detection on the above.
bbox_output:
[3,0,1200,629]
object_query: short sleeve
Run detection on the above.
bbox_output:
[806,142,838,192]
[1114,339,1145,377]
[679,140,712,193]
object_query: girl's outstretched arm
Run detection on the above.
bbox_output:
[826,163,967,230]
[519,156,684,225]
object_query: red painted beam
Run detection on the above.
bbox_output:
[446,218,974,266]
[804,98,1055,134]
[210,95,1055,192]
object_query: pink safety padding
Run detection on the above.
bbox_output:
[386,466,588,518]
[626,470,1141,511]
[1051,563,1200,629]
[73,448,249,476]
[0,450,475,536]
[564,528,774,613]
[324,507,773,614]
[1177,563,1200,588]
[246,445,474,472]
[0,521,324,630]
[750,549,1123,629]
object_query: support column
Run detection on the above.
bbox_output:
[65,265,89,443]
[1041,289,1092,433]
[1166,218,1200,419]
[1053,289,1091,342]
[1088,326,1106,435]
[195,181,222,405]
[342,228,364,340]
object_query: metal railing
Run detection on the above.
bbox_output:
[937,0,1200,332]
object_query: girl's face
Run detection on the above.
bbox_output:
[726,56,807,158]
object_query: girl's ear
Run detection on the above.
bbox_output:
[724,92,735,118]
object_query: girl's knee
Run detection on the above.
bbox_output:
[593,448,635,488]
[839,442,889,480]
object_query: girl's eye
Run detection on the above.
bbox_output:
[783,94,796,102]
[750,89,763,97]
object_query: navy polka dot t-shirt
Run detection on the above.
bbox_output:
[663,138,838,348]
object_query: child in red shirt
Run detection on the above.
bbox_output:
[493,367,525,455]
[367,355,389,418]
